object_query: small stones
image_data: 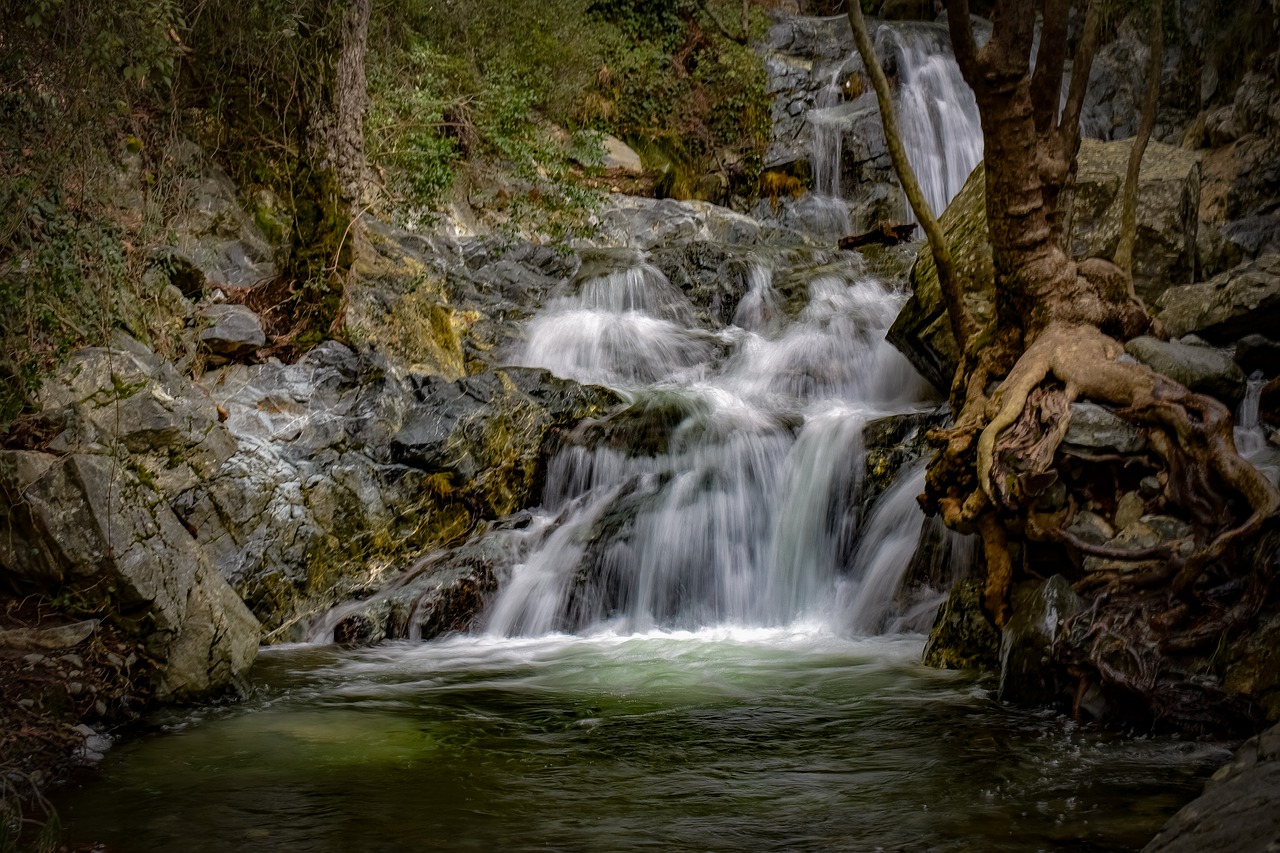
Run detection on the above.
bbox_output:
[1139,475,1163,499]
[1114,491,1146,531]
[1067,510,1115,545]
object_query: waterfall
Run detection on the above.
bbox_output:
[806,21,984,224]
[478,251,961,638]
[1237,376,1280,488]
[881,23,984,219]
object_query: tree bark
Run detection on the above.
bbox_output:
[283,0,371,340]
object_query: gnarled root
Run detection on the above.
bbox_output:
[969,323,1278,590]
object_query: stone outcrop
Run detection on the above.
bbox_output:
[0,449,259,700]
[1156,254,1280,344]
[1144,724,1280,852]
[889,138,1202,391]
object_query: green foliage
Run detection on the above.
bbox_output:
[590,0,772,198]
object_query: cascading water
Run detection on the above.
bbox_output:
[51,16,1233,851]
[482,249,950,638]
[806,21,984,226]
[881,23,984,219]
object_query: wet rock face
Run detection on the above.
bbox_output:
[998,576,1085,706]
[860,410,948,516]
[923,577,1000,670]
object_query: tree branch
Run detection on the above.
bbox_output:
[1030,0,1070,134]
[1060,0,1101,141]
[847,3,978,350]
[945,0,980,82]
[1113,0,1163,278]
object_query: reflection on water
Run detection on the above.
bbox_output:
[59,631,1225,853]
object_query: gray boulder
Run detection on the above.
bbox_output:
[0,451,259,700]
[1156,254,1280,344]
[1125,335,1247,406]
[197,303,266,360]
[1143,724,1280,852]
[1063,401,1148,455]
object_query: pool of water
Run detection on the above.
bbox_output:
[57,630,1224,852]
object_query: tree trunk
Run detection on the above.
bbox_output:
[873,0,1280,729]
[283,0,371,342]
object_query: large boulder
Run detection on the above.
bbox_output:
[1125,336,1247,406]
[0,450,258,700]
[890,138,1202,391]
[1143,724,1280,852]
[998,575,1085,706]
[1156,254,1280,344]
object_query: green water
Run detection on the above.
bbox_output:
[57,630,1225,852]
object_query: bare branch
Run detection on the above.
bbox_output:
[944,0,981,81]
[1060,0,1101,141]
[1114,0,1164,277]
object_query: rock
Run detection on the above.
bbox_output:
[600,134,644,174]
[998,575,1085,705]
[861,410,949,515]
[1156,254,1280,345]
[0,451,259,700]
[1225,613,1280,724]
[1114,490,1146,531]
[593,197,763,251]
[156,153,277,290]
[1082,515,1192,574]
[923,577,1000,670]
[1142,723,1280,852]
[1125,336,1247,406]
[891,138,1201,392]
[320,535,504,645]
[1066,510,1115,546]
[648,241,758,328]
[1235,335,1280,378]
[1197,137,1280,277]
[1063,402,1147,455]
[39,343,237,495]
[0,619,99,651]
[197,303,266,360]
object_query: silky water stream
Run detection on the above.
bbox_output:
[55,248,1229,852]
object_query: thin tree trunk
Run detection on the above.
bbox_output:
[846,2,976,350]
[284,0,371,337]
[1113,0,1163,278]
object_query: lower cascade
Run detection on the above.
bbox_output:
[482,250,955,638]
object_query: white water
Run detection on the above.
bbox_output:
[807,21,984,224]
[486,249,962,639]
